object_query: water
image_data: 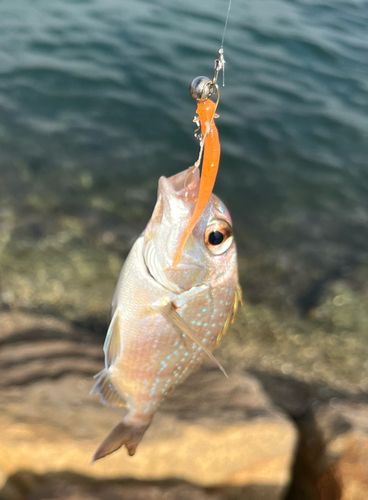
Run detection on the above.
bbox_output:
[0,0,368,309]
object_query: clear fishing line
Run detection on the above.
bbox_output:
[220,0,233,87]
[221,0,233,49]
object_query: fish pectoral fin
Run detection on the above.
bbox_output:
[173,284,210,308]
[91,369,127,408]
[103,308,121,369]
[157,302,228,378]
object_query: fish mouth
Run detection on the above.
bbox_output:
[142,166,205,294]
[158,167,200,203]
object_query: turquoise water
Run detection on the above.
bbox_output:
[1,0,368,286]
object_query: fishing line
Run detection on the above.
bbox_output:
[220,0,233,49]
[219,0,233,87]
[189,0,234,97]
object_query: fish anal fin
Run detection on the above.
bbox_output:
[92,416,151,462]
[104,309,121,369]
[91,369,127,408]
[156,302,228,378]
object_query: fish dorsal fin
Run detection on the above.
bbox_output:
[232,285,243,321]
[214,284,243,348]
[103,309,121,369]
[91,369,127,408]
[158,302,228,378]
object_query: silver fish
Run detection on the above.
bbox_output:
[92,167,240,461]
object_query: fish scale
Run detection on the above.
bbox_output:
[91,167,240,461]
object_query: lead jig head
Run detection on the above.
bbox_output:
[189,76,214,102]
[189,48,225,102]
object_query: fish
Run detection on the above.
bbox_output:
[91,166,241,461]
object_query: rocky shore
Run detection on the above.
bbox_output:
[0,301,367,500]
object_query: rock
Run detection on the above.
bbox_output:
[315,401,368,500]
[2,474,223,500]
[0,311,296,499]
[252,371,368,500]
[285,401,368,500]
[0,471,288,500]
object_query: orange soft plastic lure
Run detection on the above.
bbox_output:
[173,98,220,268]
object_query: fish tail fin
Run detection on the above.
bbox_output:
[92,415,152,462]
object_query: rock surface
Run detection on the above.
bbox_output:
[252,371,368,500]
[0,472,286,500]
[0,311,296,499]
[315,401,368,500]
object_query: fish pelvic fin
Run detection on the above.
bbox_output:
[104,308,122,369]
[91,369,127,408]
[92,415,152,462]
[156,302,228,378]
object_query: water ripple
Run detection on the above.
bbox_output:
[0,0,367,274]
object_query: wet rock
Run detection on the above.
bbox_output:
[0,311,296,498]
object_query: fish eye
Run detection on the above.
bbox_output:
[205,219,234,255]
[208,230,224,246]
